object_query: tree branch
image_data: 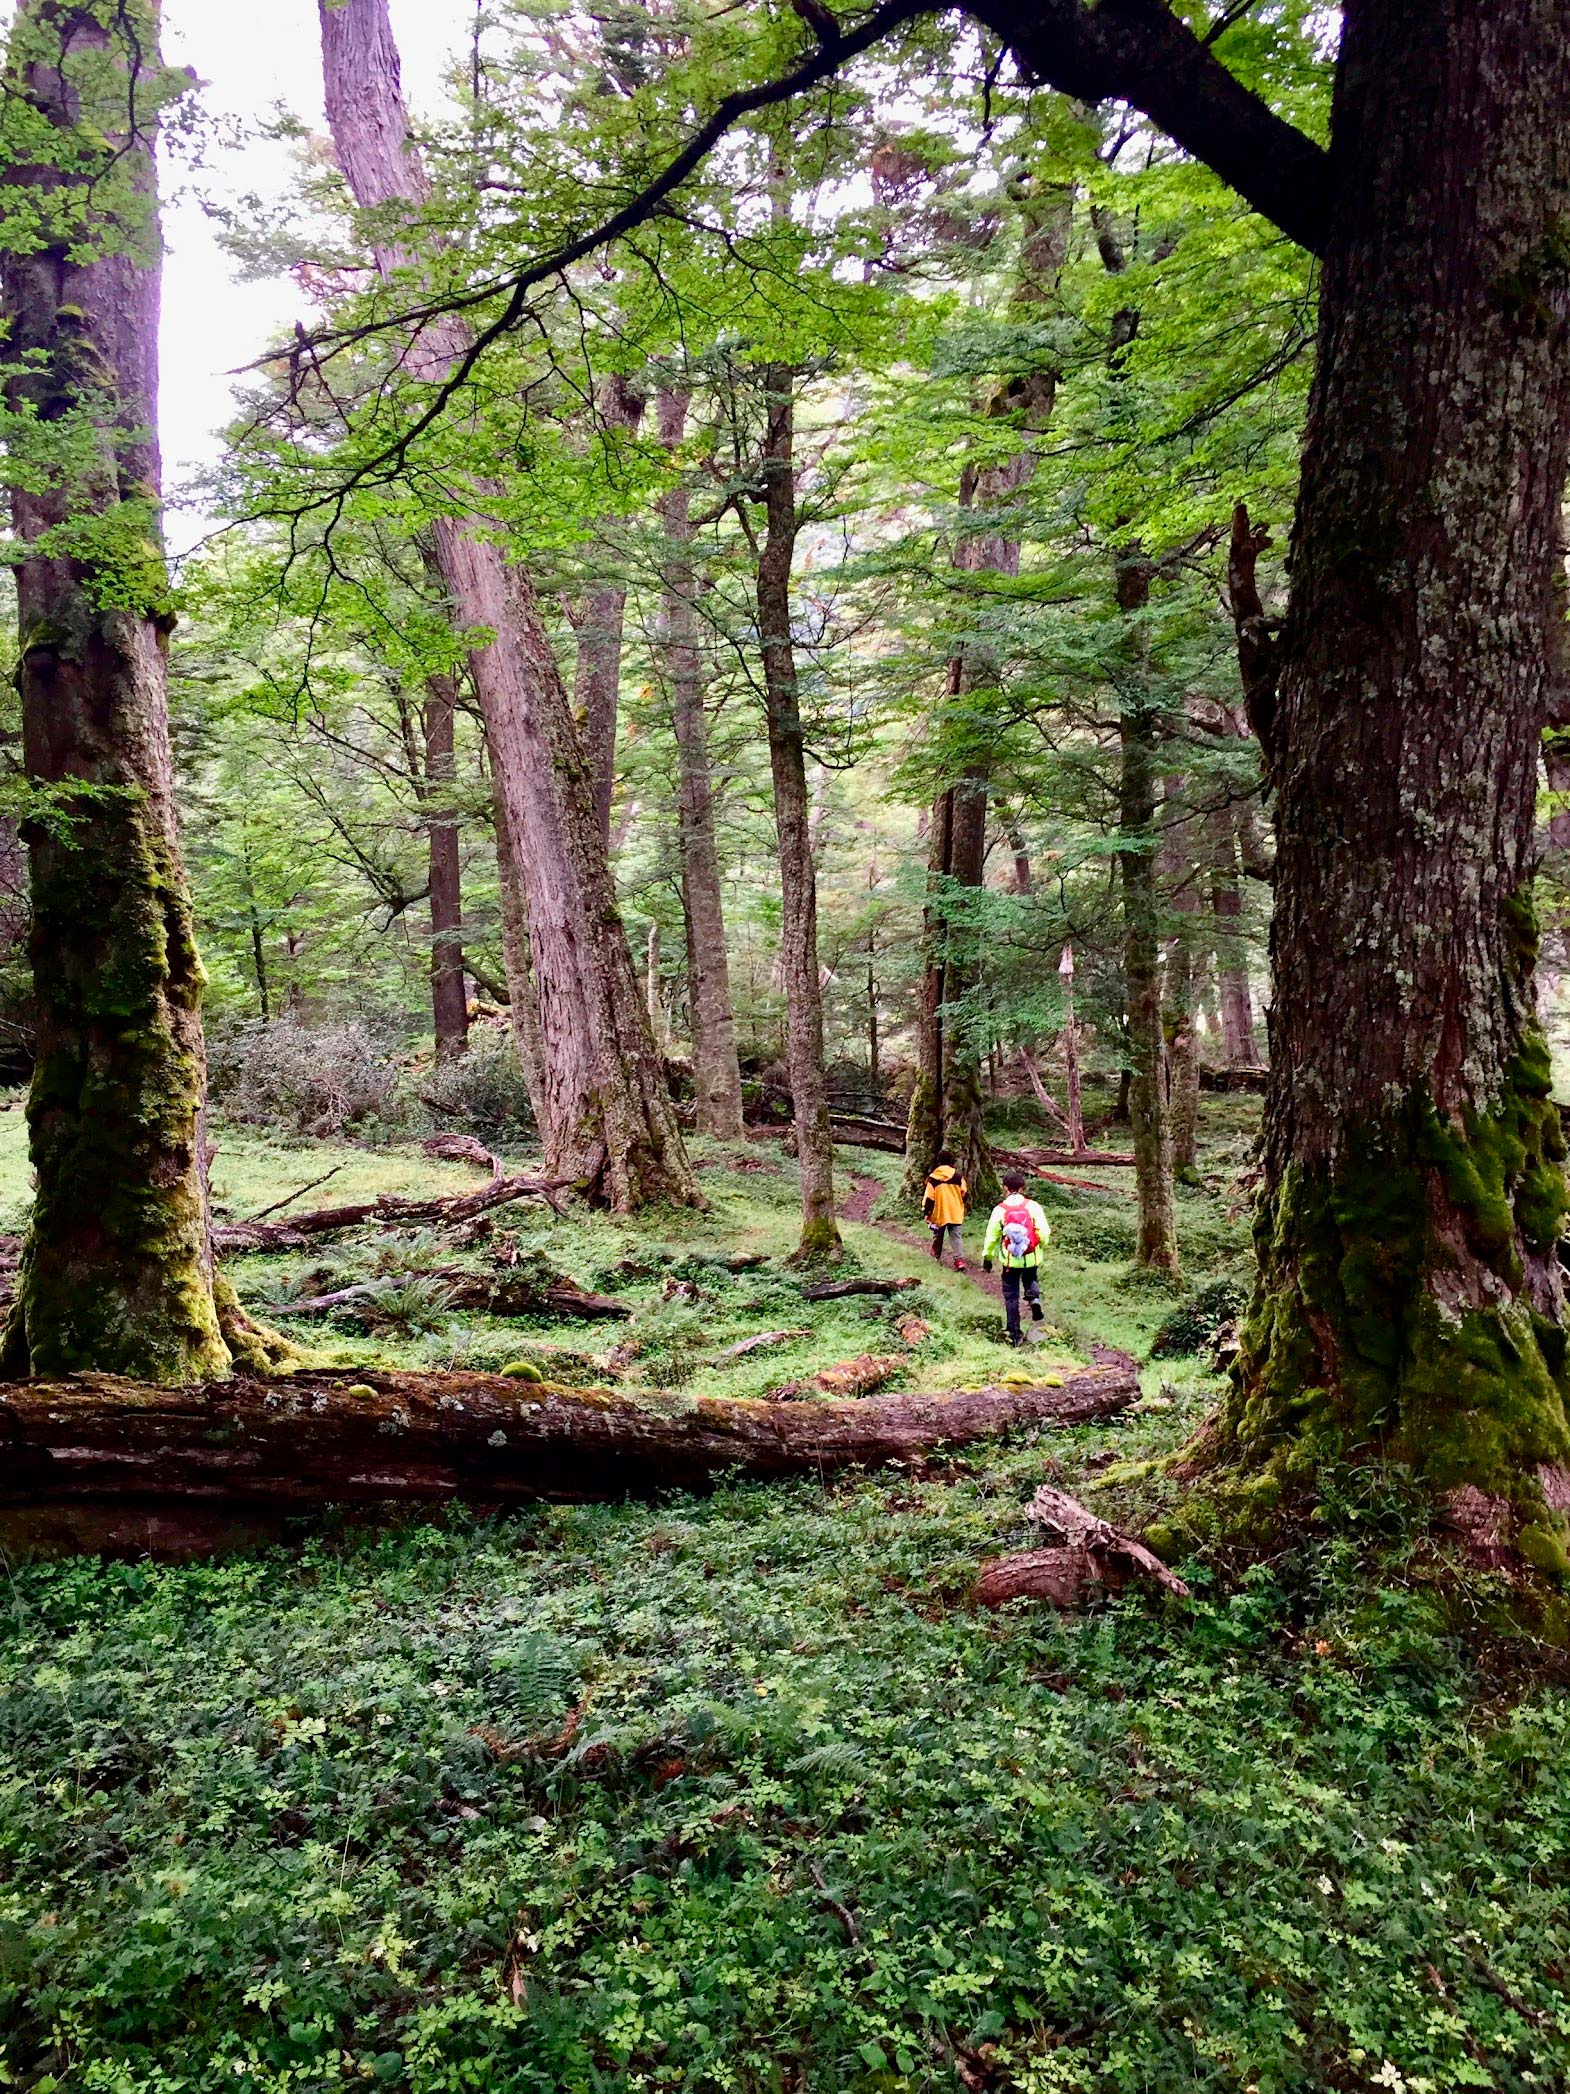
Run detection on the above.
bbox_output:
[971,0,1330,255]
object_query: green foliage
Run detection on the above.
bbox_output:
[4,1485,1570,2090]
[1151,1275,1248,1359]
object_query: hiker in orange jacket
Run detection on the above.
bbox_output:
[922,1149,969,1270]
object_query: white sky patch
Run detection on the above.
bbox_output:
[156,0,461,548]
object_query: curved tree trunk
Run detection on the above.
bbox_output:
[755,366,840,1257]
[1218,0,1570,1563]
[318,0,695,1212]
[0,1,230,1382]
[656,388,745,1140]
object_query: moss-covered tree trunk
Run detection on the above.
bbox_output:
[0,0,234,1381]
[754,365,840,1259]
[1216,0,1570,1567]
[655,388,745,1141]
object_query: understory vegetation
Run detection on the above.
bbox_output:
[3,1097,1569,2091]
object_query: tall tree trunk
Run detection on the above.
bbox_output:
[906,180,1071,1203]
[577,372,645,846]
[655,388,744,1139]
[1116,551,1179,1277]
[1161,778,1201,1176]
[902,798,948,1192]
[1209,810,1259,1068]
[318,0,694,1210]
[0,1,232,1380]
[754,366,840,1258]
[491,784,547,1125]
[1216,0,1570,1561]
[423,670,468,1062]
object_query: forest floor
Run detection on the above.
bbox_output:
[2,1093,1568,2091]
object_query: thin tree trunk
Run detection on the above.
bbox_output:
[1214,0,1570,1560]
[577,371,645,845]
[1116,551,1179,1277]
[1161,778,1200,1176]
[0,1,232,1380]
[318,0,694,1211]
[645,919,662,1045]
[423,669,468,1061]
[655,388,744,1139]
[491,786,546,1126]
[1056,946,1086,1156]
[754,365,840,1258]
[907,182,1071,1203]
[1210,810,1259,1068]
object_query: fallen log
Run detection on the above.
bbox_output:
[800,1276,921,1301]
[775,1352,905,1399]
[975,1484,1190,1610]
[997,1145,1138,1170]
[0,1354,1140,1557]
[714,1328,808,1358]
[270,1266,631,1323]
[213,1164,580,1253]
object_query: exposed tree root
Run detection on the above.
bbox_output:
[975,1485,1191,1610]
[0,1353,1139,1557]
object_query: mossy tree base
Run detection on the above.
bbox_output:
[1170,1055,1570,1581]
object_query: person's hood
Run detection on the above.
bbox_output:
[927,1166,957,1182]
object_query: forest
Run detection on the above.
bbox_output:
[2,0,1570,2087]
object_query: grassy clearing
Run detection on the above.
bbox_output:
[4,1097,1567,2090]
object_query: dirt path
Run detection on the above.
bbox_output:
[840,1171,1011,1307]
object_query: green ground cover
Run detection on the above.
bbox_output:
[2,1099,1567,2092]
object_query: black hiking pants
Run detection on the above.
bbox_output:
[1000,1264,1041,1341]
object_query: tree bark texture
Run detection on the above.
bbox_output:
[0,2,231,1381]
[423,670,468,1061]
[1220,0,1570,1565]
[318,0,695,1212]
[0,1354,1138,1558]
[577,371,645,846]
[1115,554,1178,1277]
[655,389,745,1140]
[754,367,840,1256]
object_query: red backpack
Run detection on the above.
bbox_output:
[1000,1196,1039,1259]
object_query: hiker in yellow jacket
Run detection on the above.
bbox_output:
[982,1171,1051,1346]
[922,1149,968,1270]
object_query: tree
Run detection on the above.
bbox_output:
[0,0,230,1379]
[749,363,841,1257]
[654,386,746,1140]
[315,0,696,1211]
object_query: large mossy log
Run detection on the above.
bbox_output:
[0,1352,1138,1556]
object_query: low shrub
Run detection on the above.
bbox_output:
[208,1018,401,1138]
[416,1023,535,1143]
[1151,1275,1249,1358]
